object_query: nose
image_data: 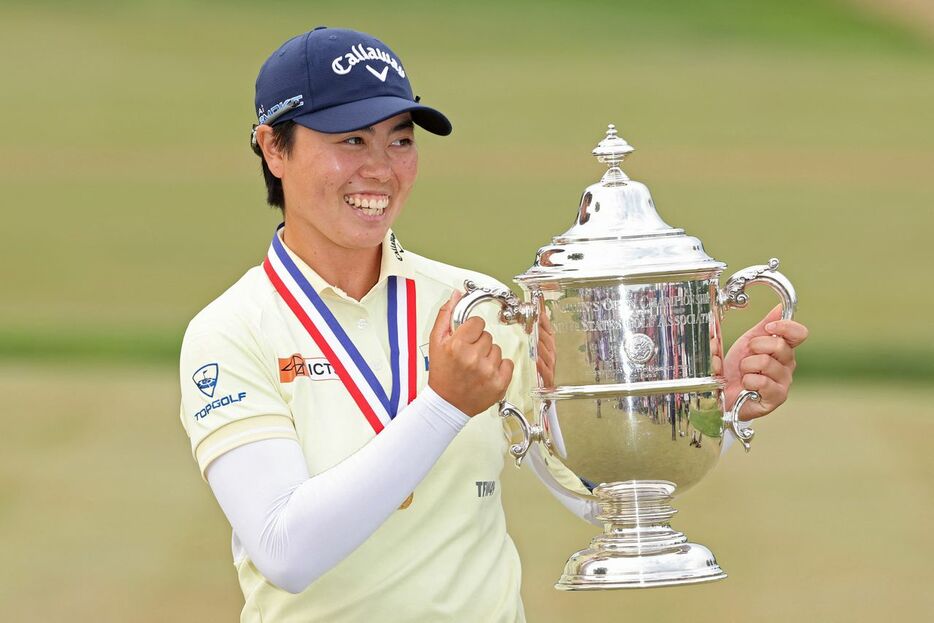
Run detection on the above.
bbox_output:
[359,144,392,183]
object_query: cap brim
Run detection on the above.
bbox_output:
[292,96,452,136]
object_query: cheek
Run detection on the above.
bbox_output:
[290,159,348,198]
[323,155,359,183]
[304,153,342,186]
[396,153,419,191]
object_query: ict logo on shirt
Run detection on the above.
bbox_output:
[279,354,339,383]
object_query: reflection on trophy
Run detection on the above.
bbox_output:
[453,125,797,589]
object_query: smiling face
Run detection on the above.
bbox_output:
[272,113,419,255]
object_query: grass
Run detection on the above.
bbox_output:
[1,362,931,622]
[3,326,934,383]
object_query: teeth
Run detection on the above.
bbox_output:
[344,194,389,214]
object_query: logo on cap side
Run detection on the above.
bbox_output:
[331,44,406,79]
[258,95,304,125]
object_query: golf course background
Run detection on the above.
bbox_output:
[1,1,931,621]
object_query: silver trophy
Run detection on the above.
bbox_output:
[453,124,797,590]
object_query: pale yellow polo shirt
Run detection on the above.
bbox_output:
[179,230,531,623]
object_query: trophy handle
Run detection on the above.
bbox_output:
[451,280,538,334]
[718,258,797,451]
[723,390,759,452]
[718,258,797,321]
[499,400,543,467]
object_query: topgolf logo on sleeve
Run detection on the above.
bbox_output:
[192,363,219,398]
[190,363,248,421]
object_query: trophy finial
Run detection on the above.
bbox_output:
[592,123,635,169]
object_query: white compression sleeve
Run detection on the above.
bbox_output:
[205,387,469,594]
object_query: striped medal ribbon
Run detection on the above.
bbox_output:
[263,225,418,434]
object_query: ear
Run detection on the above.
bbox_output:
[254,124,287,178]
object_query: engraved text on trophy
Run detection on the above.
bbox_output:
[545,280,718,385]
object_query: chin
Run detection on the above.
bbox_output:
[343,227,390,250]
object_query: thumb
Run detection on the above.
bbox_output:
[430,290,463,346]
[747,304,785,336]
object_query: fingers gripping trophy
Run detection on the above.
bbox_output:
[452,125,797,590]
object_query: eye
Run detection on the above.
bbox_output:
[392,137,414,147]
[342,136,364,146]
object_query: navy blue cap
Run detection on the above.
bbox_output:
[254,27,452,136]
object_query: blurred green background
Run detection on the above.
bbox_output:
[1,0,932,621]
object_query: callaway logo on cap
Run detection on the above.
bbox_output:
[253,26,451,136]
[330,43,406,81]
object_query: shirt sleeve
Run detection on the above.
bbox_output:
[179,313,299,478]
[205,387,469,594]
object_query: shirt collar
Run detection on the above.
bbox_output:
[275,227,416,300]
[377,230,416,283]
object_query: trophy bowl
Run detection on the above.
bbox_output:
[452,125,797,590]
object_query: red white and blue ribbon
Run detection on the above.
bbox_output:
[263,225,418,434]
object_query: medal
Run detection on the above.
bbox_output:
[264,225,419,507]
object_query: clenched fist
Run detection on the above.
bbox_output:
[427,291,515,416]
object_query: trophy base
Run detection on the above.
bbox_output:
[555,480,727,590]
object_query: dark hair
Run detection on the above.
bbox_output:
[251,121,297,210]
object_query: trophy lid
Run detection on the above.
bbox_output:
[517,124,725,283]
